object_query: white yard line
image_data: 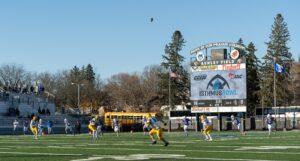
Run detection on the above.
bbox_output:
[71,154,283,161]
[1,144,300,156]
[0,151,82,156]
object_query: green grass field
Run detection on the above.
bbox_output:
[0,130,300,161]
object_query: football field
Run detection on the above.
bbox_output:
[0,130,299,161]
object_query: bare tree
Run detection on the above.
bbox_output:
[104,73,144,112]
[141,65,163,111]
[0,63,26,91]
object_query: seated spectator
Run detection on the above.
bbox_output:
[46,108,50,116]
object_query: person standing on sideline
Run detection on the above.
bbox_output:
[200,115,213,141]
[47,120,53,134]
[266,114,274,136]
[142,116,148,135]
[146,113,169,146]
[64,117,68,131]
[23,120,29,135]
[65,121,73,134]
[38,119,44,136]
[13,119,19,135]
[112,118,120,137]
[75,120,81,135]
[182,116,191,136]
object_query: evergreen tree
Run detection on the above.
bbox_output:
[70,66,81,82]
[236,38,247,57]
[80,65,86,81]
[160,30,189,108]
[246,42,261,116]
[85,64,95,84]
[261,13,293,107]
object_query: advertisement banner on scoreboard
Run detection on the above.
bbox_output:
[190,69,246,100]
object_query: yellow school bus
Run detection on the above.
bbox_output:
[104,112,156,131]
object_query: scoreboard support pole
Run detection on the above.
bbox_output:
[195,113,200,132]
[218,112,222,132]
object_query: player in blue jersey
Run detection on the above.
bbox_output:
[182,116,191,136]
[231,115,246,135]
[266,114,273,136]
[95,116,104,137]
[47,120,53,134]
[146,113,169,146]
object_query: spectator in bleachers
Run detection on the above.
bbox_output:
[15,108,20,117]
[46,108,50,116]
[38,107,41,114]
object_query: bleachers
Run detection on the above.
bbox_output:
[0,91,77,134]
[0,91,55,117]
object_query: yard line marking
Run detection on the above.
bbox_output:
[69,147,300,155]
[11,144,298,156]
[71,154,282,161]
[71,154,185,161]
[236,146,300,151]
[183,157,281,161]
[0,151,82,156]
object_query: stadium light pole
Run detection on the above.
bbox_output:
[168,64,175,133]
[71,82,84,114]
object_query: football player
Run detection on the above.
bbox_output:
[200,115,213,141]
[146,113,169,146]
[13,119,19,135]
[266,114,273,136]
[30,116,38,139]
[96,116,104,137]
[182,116,191,136]
[112,118,120,137]
[88,117,98,140]
[231,115,246,135]
[142,116,148,135]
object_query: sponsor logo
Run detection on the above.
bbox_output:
[207,75,229,90]
[222,64,241,70]
[199,74,237,97]
[194,74,207,81]
[196,51,205,61]
[229,73,243,79]
[230,49,240,59]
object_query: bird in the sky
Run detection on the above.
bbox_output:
[150,17,154,22]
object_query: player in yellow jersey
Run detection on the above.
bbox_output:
[30,116,38,139]
[88,117,98,140]
[146,113,169,146]
[200,115,213,141]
